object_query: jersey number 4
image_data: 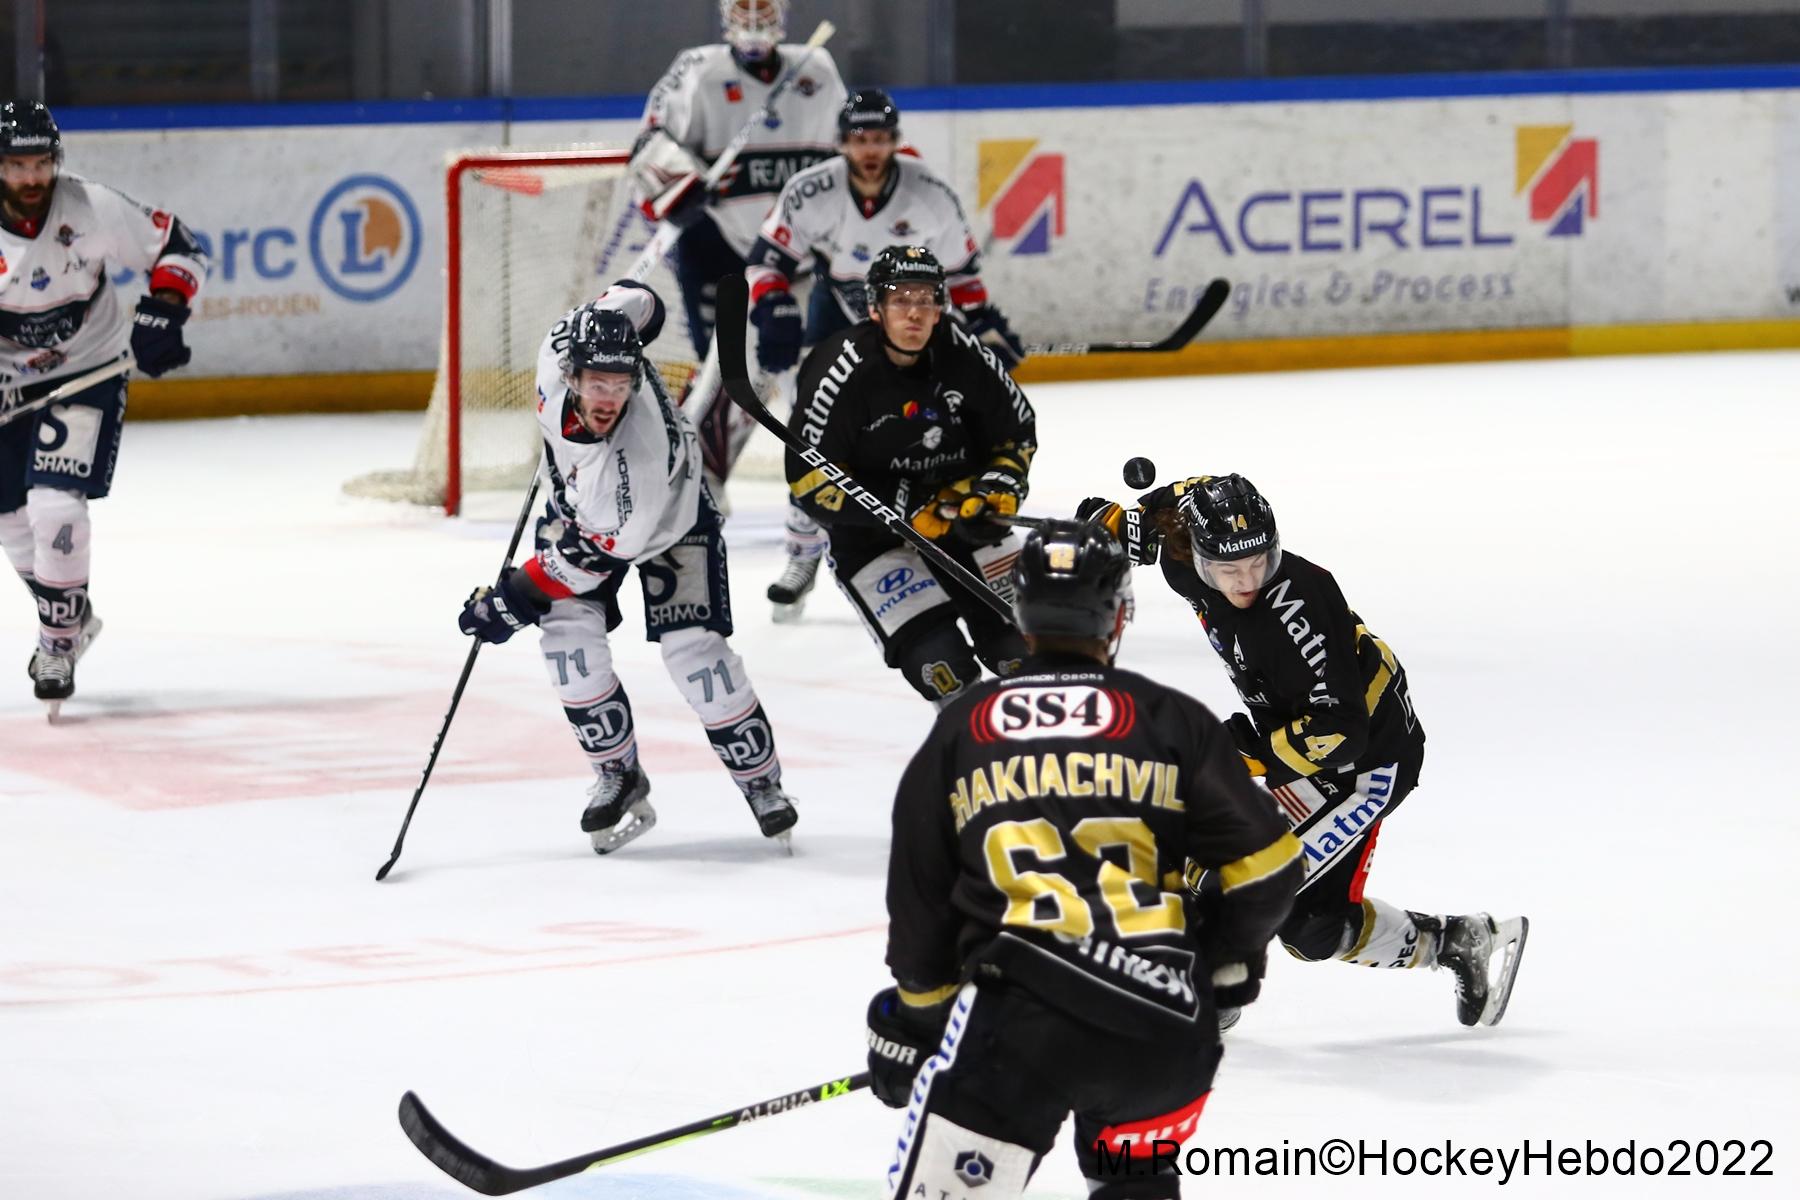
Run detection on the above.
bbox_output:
[984,817,1184,940]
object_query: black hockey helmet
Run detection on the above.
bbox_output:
[1179,474,1282,591]
[0,100,62,163]
[1010,519,1132,643]
[566,303,644,386]
[866,244,945,309]
[839,88,900,139]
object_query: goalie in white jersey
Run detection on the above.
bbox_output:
[628,0,846,360]
[0,101,206,717]
[456,281,799,854]
[738,88,1026,618]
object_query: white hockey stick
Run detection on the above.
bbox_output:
[622,20,837,283]
[0,354,134,430]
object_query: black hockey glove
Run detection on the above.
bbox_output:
[1136,474,1212,515]
[1209,947,1268,1011]
[950,460,1025,547]
[1075,497,1161,565]
[959,302,1026,370]
[458,566,549,645]
[866,986,951,1108]
[130,295,192,378]
[1223,712,1269,777]
[750,286,804,373]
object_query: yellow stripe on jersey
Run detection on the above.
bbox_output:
[1270,722,1318,777]
[898,983,959,1007]
[790,466,832,498]
[1218,831,1302,892]
[1356,624,1401,715]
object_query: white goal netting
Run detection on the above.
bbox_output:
[345,149,700,514]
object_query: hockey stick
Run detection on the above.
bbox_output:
[374,471,543,882]
[1022,279,1229,357]
[0,354,133,430]
[714,273,1015,623]
[624,20,837,281]
[398,1071,871,1196]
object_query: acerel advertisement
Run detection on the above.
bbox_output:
[60,86,1798,380]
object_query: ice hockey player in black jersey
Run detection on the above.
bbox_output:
[782,244,1033,699]
[868,520,1302,1199]
[1079,475,1528,1027]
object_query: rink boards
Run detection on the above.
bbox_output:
[56,65,1800,415]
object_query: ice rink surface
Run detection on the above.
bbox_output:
[3,351,1797,1199]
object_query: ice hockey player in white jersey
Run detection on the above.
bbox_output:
[628,0,846,360]
[456,281,799,854]
[0,101,207,719]
[742,88,1026,619]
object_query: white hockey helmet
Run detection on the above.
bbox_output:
[721,0,786,61]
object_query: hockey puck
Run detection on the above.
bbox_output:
[1122,457,1157,489]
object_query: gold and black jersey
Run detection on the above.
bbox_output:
[885,652,1301,1034]
[785,317,1036,542]
[1160,550,1425,787]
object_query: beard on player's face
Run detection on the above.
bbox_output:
[0,157,56,219]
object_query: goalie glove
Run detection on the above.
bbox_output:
[1075,496,1161,565]
[458,567,549,645]
[629,127,709,229]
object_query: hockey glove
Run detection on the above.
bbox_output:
[909,482,971,541]
[1209,948,1268,1011]
[130,295,192,378]
[750,286,804,374]
[1224,713,1264,761]
[950,461,1025,548]
[1075,497,1161,565]
[458,567,549,645]
[866,986,951,1108]
[1136,474,1213,515]
[959,302,1026,370]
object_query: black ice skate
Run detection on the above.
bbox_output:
[1435,912,1530,1027]
[580,763,656,855]
[743,776,798,851]
[28,610,102,683]
[766,553,820,623]
[33,650,75,723]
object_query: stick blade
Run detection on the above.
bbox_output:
[1149,278,1230,352]
[399,1091,526,1196]
[374,859,395,882]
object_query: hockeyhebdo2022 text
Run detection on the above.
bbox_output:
[1095,1137,1776,1185]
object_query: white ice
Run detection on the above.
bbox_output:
[3,352,1797,1199]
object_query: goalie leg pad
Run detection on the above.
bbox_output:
[540,597,637,770]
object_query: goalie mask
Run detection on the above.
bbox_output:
[1180,474,1282,594]
[721,0,786,62]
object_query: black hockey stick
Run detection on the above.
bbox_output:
[374,472,542,882]
[1022,278,1229,357]
[398,1072,871,1196]
[714,273,1015,624]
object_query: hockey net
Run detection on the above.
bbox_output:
[345,149,700,515]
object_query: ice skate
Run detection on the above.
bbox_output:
[580,763,656,855]
[1435,912,1530,1027]
[743,776,798,851]
[766,552,820,623]
[28,610,102,683]
[34,650,74,723]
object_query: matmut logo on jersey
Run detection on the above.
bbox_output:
[307,174,422,301]
[971,685,1137,743]
[978,139,1065,256]
[1516,125,1598,237]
